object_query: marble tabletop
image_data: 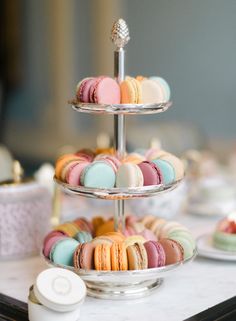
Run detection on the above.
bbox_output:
[0,214,235,321]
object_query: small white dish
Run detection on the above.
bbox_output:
[197,234,236,261]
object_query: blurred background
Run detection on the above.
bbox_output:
[0,0,236,171]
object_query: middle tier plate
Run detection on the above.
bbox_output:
[54,177,181,200]
[69,100,172,115]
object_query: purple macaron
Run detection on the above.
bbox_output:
[138,161,162,186]
[144,240,166,268]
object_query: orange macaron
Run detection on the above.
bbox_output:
[94,243,111,271]
[111,242,128,271]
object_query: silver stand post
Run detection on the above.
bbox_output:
[111,19,130,233]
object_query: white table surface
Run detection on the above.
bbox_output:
[0,213,235,321]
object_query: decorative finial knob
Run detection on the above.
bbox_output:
[111,18,130,48]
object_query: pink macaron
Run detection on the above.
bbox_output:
[66,161,90,186]
[94,154,121,172]
[91,77,120,104]
[43,230,66,247]
[144,240,166,268]
[77,77,95,103]
[138,161,162,186]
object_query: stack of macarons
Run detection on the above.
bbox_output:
[43,214,195,269]
[120,76,170,104]
[75,75,170,105]
[55,147,184,189]
[76,76,120,104]
[140,215,196,259]
[213,212,236,252]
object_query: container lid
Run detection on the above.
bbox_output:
[34,268,86,312]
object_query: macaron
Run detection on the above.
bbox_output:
[122,153,146,164]
[158,153,184,180]
[50,238,79,266]
[43,235,68,258]
[144,241,166,268]
[54,222,79,238]
[141,78,165,104]
[81,161,116,188]
[103,232,126,242]
[150,76,171,102]
[145,148,168,161]
[55,154,81,180]
[111,242,128,271]
[92,216,106,233]
[73,242,96,269]
[159,239,184,265]
[169,234,195,259]
[116,163,144,188]
[140,229,157,241]
[66,161,90,186]
[74,231,93,243]
[94,154,121,172]
[94,243,112,271]
[138,161,162,186]
[95,220,115,236]
[120,77,142,104]
[124,235,146,247]
[43,230,67,247]
[127,242,148,270]
[90,77,120,104]
[152,159,175,185]
[75,148,95,161]
[74,217,94,235]
[76,77,95,102]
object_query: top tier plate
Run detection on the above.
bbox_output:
[69,99,172,115]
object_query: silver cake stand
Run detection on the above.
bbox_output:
[53,19,194,299]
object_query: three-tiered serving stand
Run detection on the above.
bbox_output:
[52,19,195,299]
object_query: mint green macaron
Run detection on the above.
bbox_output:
[50,238,79,266]
[81,161,116,188]
[152,159,175,185]
[213,231,236,252]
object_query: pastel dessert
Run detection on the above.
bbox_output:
[75,148,95,162]
[81,161,116,188]
[74,217,94,235]
[94,243,112,271]
[122,152,146,164]
[55,154,82,180]
[152,159,175,185]
[158,153,184,180]
[144,241,166,268]
[213,214,236,251]
[120,77,142,104]
[116,163,144,187]
[50,238,79,266]
[141,78,165,104]
[94,154,121,172]
[150,76,171,102]
[90,76,120,104]
[127,242,148,270]
[111,242,128,271]
[75,231,93,243]
[124,235,146,247]
[159,239,184,265]
[73,242,96,269]
[76,77,95,103]
[66,161,90,186]
[138,161,162,186]
[43,235,68,258]
[54,222,79,237]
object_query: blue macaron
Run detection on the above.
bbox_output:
[75,231,93,243]
[80,161,116,188]
[50,238,79,266]
[152,159,175,185]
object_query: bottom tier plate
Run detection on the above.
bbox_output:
[44,250,196,300]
